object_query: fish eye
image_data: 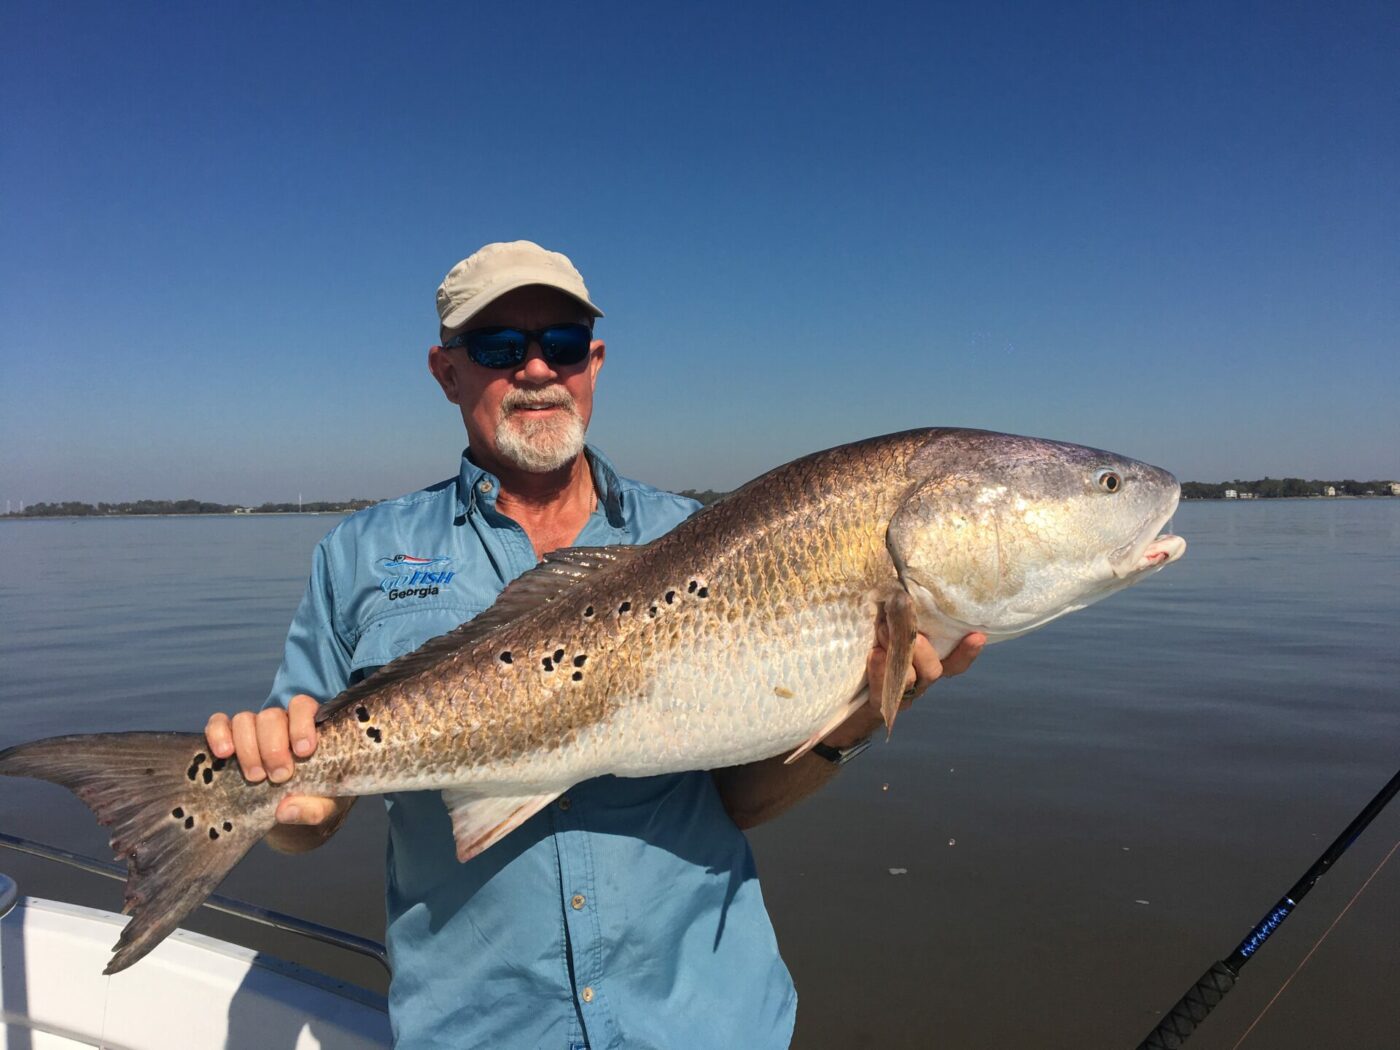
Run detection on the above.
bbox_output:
[1096,469,1122,493]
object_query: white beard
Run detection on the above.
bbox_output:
[495,392,587,473]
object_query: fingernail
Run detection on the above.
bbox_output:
[293,737,312,756]
[281,805,301,824]
[270,765,291,783]
[246,765,265,781]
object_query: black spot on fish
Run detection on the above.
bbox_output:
[665,590,676,604]
[193,753,206,765]
[356,705,370,722]
[144,767,155,776]
[187,766,198,781]
[688,580,698,593]
[223,821,233,832]
[573,654,587,667]
[553,648,565,663]
[542,657,554,672]
[584,606,595,618]
[171,807,184,819]
[618,601,631,614]
[184,816,195,829]
[697,586,709,598]
[367,727,383,743]
[209,828,219,840]
[572,671,583,682]
[202,768,213,784]
[499,651,513,664]
[211,757,227,771]
[648,606,658,617]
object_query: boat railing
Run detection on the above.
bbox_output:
[0,831,390,975]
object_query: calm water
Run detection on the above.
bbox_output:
[1,502,1397,1049]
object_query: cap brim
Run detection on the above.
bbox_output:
[439,274,603,334]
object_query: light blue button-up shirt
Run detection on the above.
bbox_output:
[266,447,797,1050]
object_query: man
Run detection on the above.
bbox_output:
[205,241,983,1048]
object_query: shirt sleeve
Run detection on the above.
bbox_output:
[263,537,355,710]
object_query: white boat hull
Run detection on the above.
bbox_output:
[1,894,390,1049]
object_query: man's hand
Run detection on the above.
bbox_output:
[822,629,986,749]
[204,694,352,852]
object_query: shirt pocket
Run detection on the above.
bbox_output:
[349,604,484,678]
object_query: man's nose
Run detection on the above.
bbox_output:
[515,341,558,382]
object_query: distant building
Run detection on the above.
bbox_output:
[1324,485,1337,497]
[1224,489,1238,499]
[1390,483,1400,496]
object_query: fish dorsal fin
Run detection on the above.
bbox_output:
[316,545,643,726]
[462,545,642,639]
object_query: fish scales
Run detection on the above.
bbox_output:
[303,430,924,798]
[0,427,1186,972]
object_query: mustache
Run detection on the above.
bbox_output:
[500,388,578,416]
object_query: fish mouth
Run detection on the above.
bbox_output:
[1112,496,1187,579]
[1125,532,1187,575]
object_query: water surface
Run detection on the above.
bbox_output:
[1,502,1397,1048]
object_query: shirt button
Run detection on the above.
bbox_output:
[571,893,586,910]
[581,986,595,1004]
[477,479,493,494]
[558,797,571,811]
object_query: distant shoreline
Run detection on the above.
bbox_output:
[4,491,1397,520]
[0,511,353,521]
[0,489,732,519]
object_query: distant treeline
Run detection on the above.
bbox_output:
[9,481,1392,517]
[3,498,379,518]
[1181,479,1395,499]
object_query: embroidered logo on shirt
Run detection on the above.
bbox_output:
[378,554,455,601]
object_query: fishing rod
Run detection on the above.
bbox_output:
[1137,763,1400,1049]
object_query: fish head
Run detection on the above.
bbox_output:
[886,430,1186,646]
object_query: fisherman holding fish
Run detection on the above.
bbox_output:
[202,241,985,1048]
[0,241,1185,1045]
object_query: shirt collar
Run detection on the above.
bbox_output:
[456,445,626,528]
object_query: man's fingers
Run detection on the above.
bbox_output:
[205,713,234,759]
[230,711,265,782]
[942,633,986,677]
[276,795,339,826]
[907,635,943,697]
[287,694,320,758]
[256,711,296,784]
[256,708,295,784]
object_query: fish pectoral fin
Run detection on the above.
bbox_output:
[878,589,919,739]
[783,690,871,765]
[443,787,563,862]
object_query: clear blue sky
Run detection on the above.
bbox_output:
[3,1,1396,506]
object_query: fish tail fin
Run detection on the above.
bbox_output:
[0,731,278,973]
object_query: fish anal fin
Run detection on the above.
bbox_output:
[783,690,871,765]
[443,787,562,862]
[878,589,919,739]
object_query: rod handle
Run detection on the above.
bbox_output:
[1136,960,1237,1050]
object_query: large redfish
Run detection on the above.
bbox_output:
[0,429,1185,973]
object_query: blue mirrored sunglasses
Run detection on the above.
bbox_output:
[442,323,593,369]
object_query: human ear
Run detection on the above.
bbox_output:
[428,346,461,404]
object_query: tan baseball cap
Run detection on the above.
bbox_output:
[436,240,603,335]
